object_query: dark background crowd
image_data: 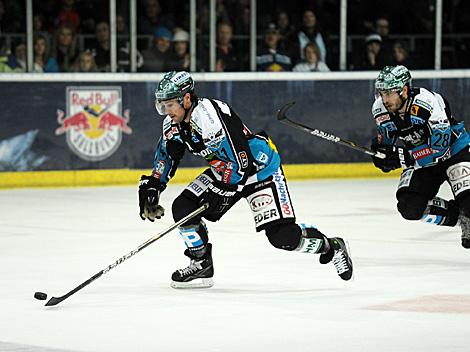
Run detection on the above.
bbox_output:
[1,0,469,73]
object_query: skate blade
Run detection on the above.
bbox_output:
[170,277,214,289]
[342,239,354,281]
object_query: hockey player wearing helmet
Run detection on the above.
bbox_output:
[371,65,470,248]
[139,71,353,288]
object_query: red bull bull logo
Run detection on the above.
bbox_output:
[55,87,132,161]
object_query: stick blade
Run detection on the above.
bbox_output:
[276,101,296,121]
[44,296,64,306]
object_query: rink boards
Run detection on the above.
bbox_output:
[0,163,400,189]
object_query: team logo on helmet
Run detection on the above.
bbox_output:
[55,86,132,161]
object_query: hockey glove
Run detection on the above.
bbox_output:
[371,142,413,173]
[138,175,166,221]
[202,181,238,215]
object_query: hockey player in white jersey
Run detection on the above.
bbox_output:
[138,71,353,288]
[370,65,470,248]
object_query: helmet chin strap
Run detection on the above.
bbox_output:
[397,87,408,110]
[179,95,196,121]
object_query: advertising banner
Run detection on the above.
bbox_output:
[0,79,469,171]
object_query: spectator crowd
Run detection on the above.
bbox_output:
[0,0,469,73]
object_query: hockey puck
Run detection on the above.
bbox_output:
[34,292,47,301]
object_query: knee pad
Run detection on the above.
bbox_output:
[265,222,301,251]
[172,193,200,225]
[397,193,428,220]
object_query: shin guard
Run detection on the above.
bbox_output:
[420,197,459,226]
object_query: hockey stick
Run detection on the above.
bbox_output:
[43,203,209,306]
[276,102,386,159]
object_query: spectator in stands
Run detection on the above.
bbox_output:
[233,3,250,35]
[52,23,78,72]
[117,14,128,35]
[374,16,393,57]
[292,42,330,72]
[117,41,144,72]
[198,0,231,35]
[288,9,327,65]
[33,34,59,72]
[216,21,243,71]
[256,23,292,72]
[33,14,51,44]
[72,50,98,72]
[138,0,174,34]
[276,11,295,51]
[55,0,80,33]
[88,21,111,72]
[6,41,26,71]
[166,29,190,71]
[351,33,388,71]
[0,0,24,33]
[392,40,414,68]
[141,26,173,72]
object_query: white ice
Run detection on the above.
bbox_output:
[1,179,469,352]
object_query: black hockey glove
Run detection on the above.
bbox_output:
[138,175,166,221]
[371,141,413,173]
[201,181,238,215]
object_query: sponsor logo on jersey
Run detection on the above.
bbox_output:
[414,98,433,112]
[238,151,249,168]
[376,114,390,123]
[254,209,278,226]
[373,107,382,115]
[402,130,425,145]
[249,194,273,211]
[273,170,293,217]
[410,105,419,116]
[412,147,432,160]
[247,188,280,227]
[204,128,224,148]
[165,126,179,139]
[447,163,470,181]
[410,116,425,125]
[187,174,212,196]
[154,160,166,177]
[55,87,131,161]
[256,152,269,164]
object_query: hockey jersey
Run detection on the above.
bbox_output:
[152,98,280,188]
[372,87,470,168]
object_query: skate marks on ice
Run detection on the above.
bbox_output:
[365,294,470,314]
[0,341,80,352]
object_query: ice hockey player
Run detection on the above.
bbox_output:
[138,70,353,288]
[370,65,470,248]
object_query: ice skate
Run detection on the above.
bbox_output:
[171,243,214,289]
[321,237,353,280]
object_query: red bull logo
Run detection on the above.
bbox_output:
[55,87,132,161]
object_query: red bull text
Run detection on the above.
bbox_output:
[55,87,132,161]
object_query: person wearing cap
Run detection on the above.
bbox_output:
[141,26,173,72]
[256,23,292,72]
[351,33,390,70]
[166,29,190,71]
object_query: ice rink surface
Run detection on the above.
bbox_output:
[1,178,470,352]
